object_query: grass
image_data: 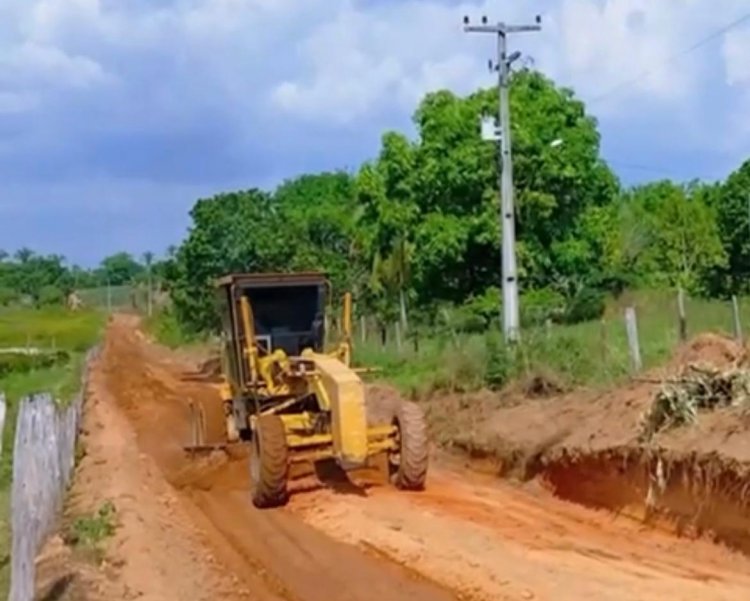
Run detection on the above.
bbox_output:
[144,308,209,349]
[352,289,750,398]
[0,307,105,352]
[62,501,118,565]
[0,307,104,597]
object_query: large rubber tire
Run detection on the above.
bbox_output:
[391,401,428,490]
[249,415,289,508]
[365,394,400,427]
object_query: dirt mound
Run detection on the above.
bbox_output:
[671,333,746,369]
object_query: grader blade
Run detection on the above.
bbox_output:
[183,399,229,456]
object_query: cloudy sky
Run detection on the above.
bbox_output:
[1,0,750,266]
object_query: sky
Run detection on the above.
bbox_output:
[1,0,750,267]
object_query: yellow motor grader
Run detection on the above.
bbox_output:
[187,272,428,508]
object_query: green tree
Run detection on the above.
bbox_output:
[705,161,750,295]
[274,171,362,298]
[98,252,143,286]
[170,189,299,332]
[615,181,725,293]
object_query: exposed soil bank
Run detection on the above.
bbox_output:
[429,333,750,557]
[540,447,750,555]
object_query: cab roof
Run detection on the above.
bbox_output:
[214,271,328,289]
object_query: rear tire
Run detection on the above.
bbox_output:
[391,401,428,490]
[249,415,289,508]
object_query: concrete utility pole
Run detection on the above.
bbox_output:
[463,14,542,343]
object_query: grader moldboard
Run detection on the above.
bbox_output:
[186,272,428,508]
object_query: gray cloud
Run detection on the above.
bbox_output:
[0,0,748,265]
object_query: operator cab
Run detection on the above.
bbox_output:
[214,272,328,388]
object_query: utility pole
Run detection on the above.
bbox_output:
[463,13,542,343]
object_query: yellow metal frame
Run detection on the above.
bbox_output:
[228,287,391,469]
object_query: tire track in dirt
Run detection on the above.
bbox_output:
[94,315,459,601]
[288,466,750,601]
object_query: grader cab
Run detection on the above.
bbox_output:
[197,272,428,508]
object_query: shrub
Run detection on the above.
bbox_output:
[0,351,69,378]
[561,286,606,324]
[37,285,64,307]
[0,287,17,306]
[484,329,512,390]
[448,287,502,334]
[521,287,566,326]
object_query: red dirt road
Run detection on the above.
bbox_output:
[66,315,750,600]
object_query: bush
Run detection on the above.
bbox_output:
[0,287,17,306]
[561,287,606,324]
[521,287,566,326]
[484,330,512,390]
[446,287,501,334]
[0,351,70,378]
[37,285,64,307]
[145,308,200,348]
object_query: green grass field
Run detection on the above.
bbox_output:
[352,289,748,397]
[143,287,747,398]
[0,307,104,352]
[0,307,105,596]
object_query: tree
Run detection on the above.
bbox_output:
[705,161,750,296]
[274,171,362,298]
[170,189,300,332]
[98,252,143,286]
[613,181,726,293]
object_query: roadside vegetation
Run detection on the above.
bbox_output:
[353,289,748,397]
[130,71,750,400]
[0,306,104,596]
[62,500,118,565]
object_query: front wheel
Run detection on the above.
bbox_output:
[390,401,428,490]
[249,415,289,508]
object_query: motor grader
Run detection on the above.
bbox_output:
[187,271,428,508]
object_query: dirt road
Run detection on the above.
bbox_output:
[60,315,750,600]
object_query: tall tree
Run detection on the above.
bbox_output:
[705,161,750,295]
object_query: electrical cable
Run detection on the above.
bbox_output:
[588,10,750,104]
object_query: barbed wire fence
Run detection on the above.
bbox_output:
[7,346,99,601]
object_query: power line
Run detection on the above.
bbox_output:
[588,10,750,104]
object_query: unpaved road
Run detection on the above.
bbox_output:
[64,315,750,600]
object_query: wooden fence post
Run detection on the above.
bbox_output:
[732,295,743,343]
[360,315,367,344]
[625,307,642,372]
[677,287,687,342]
